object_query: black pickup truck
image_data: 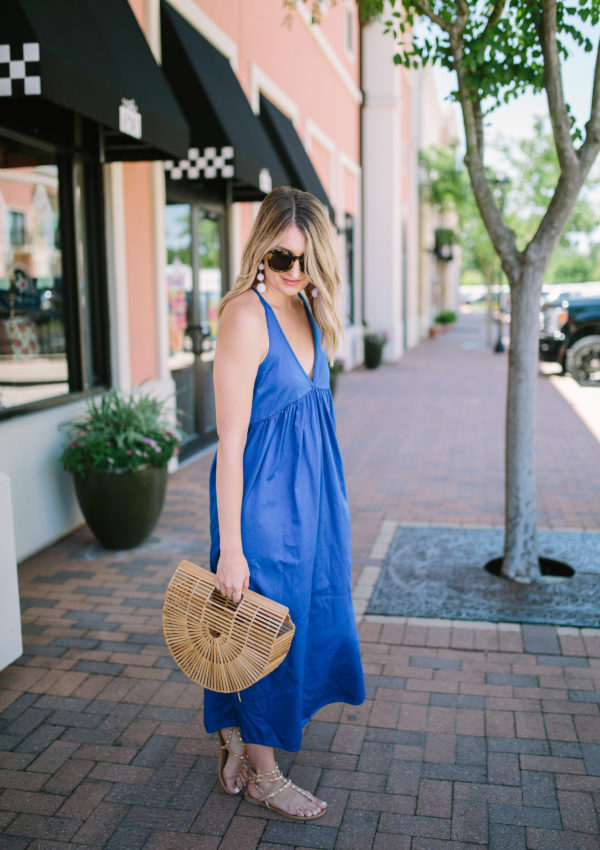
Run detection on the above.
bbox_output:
[539,296,600,386]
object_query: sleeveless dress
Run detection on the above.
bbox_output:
[203,288,365,751]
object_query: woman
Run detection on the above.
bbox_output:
[204,186,365,821]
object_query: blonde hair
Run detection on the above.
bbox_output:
[218,186,343,362]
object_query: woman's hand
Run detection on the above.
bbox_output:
[215,549,250,604]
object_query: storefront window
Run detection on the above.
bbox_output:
[74,160,97,391]
[8,210,26,246]
[165,199,224,454]
[165,202,194,436]
[0,148,66,410]
[0,135,108,414]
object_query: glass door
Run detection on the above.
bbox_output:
[165,200,225,458]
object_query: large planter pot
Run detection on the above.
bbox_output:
[364,338,385,369]
[74,466,168,550]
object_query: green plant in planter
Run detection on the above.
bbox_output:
[363,329,388,369]
[434,310,458,325]
[59,389,181,550]
[434,228,455,262]
[329,359,344,397]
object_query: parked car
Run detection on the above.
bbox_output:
[539,296,600,386]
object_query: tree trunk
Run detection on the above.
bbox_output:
[501,263,544,581]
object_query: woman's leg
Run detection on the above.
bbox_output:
[219,727,248,793]
[245,743,327,818]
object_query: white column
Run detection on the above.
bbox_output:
[150,162,172,384]
[0,473,23,669]
[405,67,421,349]
[362,19,404,361]
[103,162,131,392]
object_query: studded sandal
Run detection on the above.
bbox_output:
[244,765,327,821]
[217,727,248,794]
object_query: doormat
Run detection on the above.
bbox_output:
[366,526,600,628]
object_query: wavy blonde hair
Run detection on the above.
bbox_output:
[218,186,343,362]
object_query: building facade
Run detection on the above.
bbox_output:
[0,0,363,572]
[416,65,461,332]
[1,1,451,666]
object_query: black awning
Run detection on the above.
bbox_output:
[160,0,289,201]
[0,0,189,161]
[259,95,334,219]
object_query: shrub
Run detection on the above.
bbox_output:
[59,389,181,477]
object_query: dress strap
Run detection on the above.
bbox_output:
[251,286,319,385]
[252,286,265,303]
[253,286,314,329]
[298,292,317,332]
[252,286,274,327]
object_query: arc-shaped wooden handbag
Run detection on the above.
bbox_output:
[162,560,295,694]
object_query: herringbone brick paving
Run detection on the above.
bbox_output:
[1,310,599,848]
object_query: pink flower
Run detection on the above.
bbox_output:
[127,449,133,455]
[107,457,114,464]
[70,441,78,447]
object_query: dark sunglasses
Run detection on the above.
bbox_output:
[266,249,305,274]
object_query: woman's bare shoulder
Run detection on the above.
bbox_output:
[218,290,267,351]
[220,289,264,324]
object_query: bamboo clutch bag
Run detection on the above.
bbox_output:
[162,560,295,694]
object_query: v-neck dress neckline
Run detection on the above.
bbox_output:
[255,288,317,386]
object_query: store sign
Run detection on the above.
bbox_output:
[164,146,236,181]
[0,42,41,96]
[259,168,272,194]
[119,97,142,139]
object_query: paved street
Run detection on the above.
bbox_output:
[1,310,599,849]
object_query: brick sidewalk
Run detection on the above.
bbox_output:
[1,310,599,849]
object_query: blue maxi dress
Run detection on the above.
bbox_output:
[203,288,365,751]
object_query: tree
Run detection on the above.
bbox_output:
[421,123,600,287]
[496,118,600,266]
[355,0,600,582]
[419,142,501,288]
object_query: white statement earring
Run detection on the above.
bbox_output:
[311,287,318,297]
[256,262,266,293]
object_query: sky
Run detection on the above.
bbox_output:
[432,22,598,146]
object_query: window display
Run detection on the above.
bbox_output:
[0,147,66,410]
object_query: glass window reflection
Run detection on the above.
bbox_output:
[0,149,66,411]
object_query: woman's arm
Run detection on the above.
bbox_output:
[213,293,267,603]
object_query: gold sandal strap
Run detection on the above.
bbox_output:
[220,728,247,763]
[249,767,314,806]
[285,779,313,801]
[250,765,282,783]
[261,776,292,803]
[221,748,246,763]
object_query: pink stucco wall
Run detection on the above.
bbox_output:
[196,0,360,168]
[124,0,159,386]
[309,139,333,193]
[127,0,146,30]
[343,165,357,216]
[123,161,158,384]
[120,0,362,388]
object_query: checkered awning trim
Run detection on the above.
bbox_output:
[164,146,235,180]
[0,42,41,96]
